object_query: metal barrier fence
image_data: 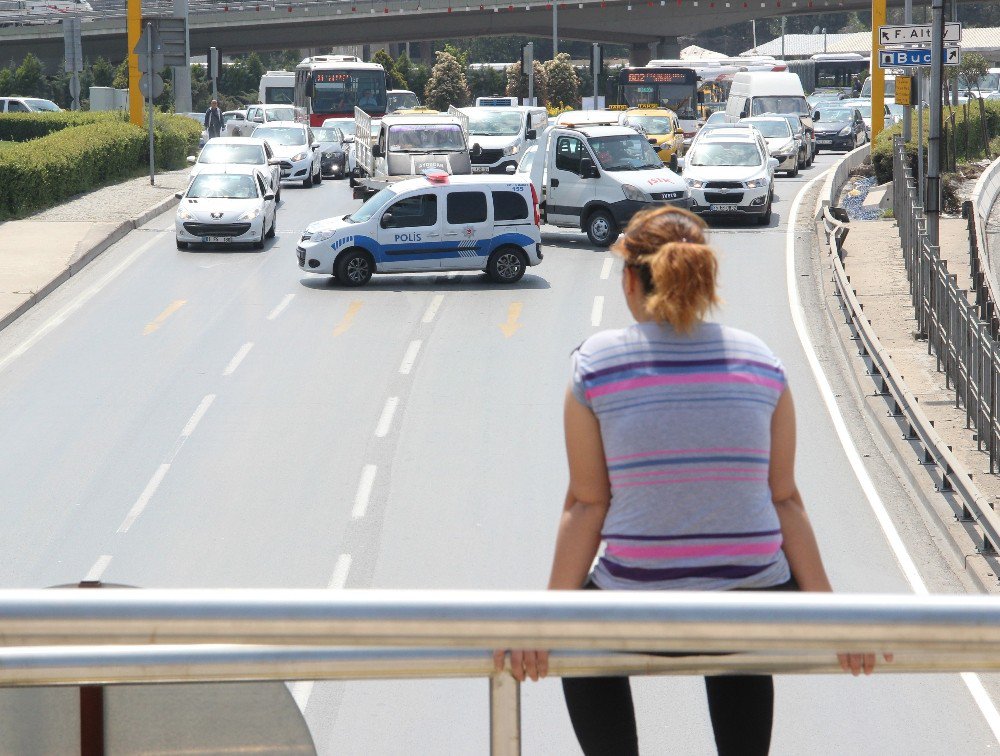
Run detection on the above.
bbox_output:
[5,588,1000,754]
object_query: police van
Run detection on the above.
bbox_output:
[297,172,543,286]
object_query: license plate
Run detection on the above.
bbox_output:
[204,236,233,243]
[818,139,832,145]
[709,204,738,212]
[472,166,489,173]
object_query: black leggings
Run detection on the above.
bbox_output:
[561,578,798,756]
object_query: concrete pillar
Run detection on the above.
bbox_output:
[630,42,651,67]
[173,0,192,113]
[658,36,680,59]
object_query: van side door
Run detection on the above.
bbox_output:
[548,134,596,227]
[375,190,442,272]
[443,189,492,269]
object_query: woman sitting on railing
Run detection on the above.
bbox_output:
[495,205,888,756]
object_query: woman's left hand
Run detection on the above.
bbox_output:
[493,649,550,682]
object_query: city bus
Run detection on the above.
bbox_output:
[787,54,870,95]
[610,66,701,142]
[258,71,295,105]
[293,55,387,127]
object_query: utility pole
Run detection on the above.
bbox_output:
[870,0,886,139]
[146,22,156,185]
[903,0,913,143]
[927,0,944,245]
[552,3,558,57]
[781,17,786,60]
[128,0,142,126]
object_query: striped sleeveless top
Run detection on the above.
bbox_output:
[571,320,792,591]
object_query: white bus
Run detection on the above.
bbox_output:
[258,71,295,105]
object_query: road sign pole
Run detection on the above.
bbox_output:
[918,68,925,205]
[927,0,944,245]
[147,22,155,187]
[591,43,601,109]
[552,2,558,58]
[870,0,886,139]
[903,0,913,143]
[128,0,143,126]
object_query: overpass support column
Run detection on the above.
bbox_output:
[656,36,680,60]
[629,42,651,67]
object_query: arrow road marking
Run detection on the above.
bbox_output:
[143,299,186,335]
[499,302,524,338]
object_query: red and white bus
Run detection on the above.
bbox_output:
[294,55,388,127]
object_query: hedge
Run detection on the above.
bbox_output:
[0,111,124,142]
[0,114,202,220]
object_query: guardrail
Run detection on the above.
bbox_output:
[819,138,1000,563]
[5,588,1000,754]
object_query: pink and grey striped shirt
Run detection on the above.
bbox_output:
[571,320,791,591]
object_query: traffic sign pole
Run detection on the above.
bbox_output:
[927,0,943,245]
[903,0,912,143]
[147,22,156,187]
[871,0,886,140]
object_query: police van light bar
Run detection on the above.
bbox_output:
[422,169,450,184]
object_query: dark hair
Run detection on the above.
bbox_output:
[613,205,719,333]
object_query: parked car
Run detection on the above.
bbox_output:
[812,105,867,152]
[0,96,61,112]
[187,137,283,201]
[174,165,277,251]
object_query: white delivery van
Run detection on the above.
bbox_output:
[352,107,474,197]
[458,105,548,174]
[725,72,814,150]
[297,172,543,286]
[860,74,897,99]
[476,96,519,107]
[526,123,690,247]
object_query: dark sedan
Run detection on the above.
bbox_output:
[312,127,349,179]
[812,106,867,153]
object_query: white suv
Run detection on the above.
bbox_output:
[0,97,61,113]
[681,131,779,226]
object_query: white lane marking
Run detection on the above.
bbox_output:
[422,294,445,324]
[352,464,378,519]
[591,296,605,327]
[223,342,254,376]
[329,554,353,589]
[399,339,422,375]
[290,681,314,713]
[117,463,170,533]
[600,257,614,280]
[0,230,165,376]
[787,168,1000,742]
[85,555,113,582]
[181,394,216,438]
[267,293,295,321]
[375,397,400,438]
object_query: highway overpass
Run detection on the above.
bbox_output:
[1,0,917,70]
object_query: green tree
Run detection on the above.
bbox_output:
[112,60,129,90]
[467,66,506,102]
[91,57,114,88]
[505,61,547,106]
[423,51,470,110]
[0,66,14,97]
[544,53,581,109]
[958,52,990,95]
[373,48,406,89]
[442,43,469,69]
[395,52,414,87]
[408,63,431,103]
[13,54,45,97]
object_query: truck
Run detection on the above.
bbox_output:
[525,122,691,247]
[351,106,475,198]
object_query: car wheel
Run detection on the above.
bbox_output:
[176,238,188,250]
[275,185,281,203]
[487,246,527,284]
[313,162,322,185]
[757,198,772,226]
[669,154,678,172]
[798,149,806,169]
[265,213,276,239]
[787,163,799,178]
[302,174,312,188]
[586,209,619,247]
[336,249,373,287]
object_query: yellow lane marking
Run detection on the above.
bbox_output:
[143,299,187,335]
[333,300,363,336]
[499,302,523,338]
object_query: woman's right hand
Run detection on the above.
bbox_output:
[493,649,550,682]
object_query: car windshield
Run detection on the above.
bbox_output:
[627,115,674,134]
[854,104,872,118]
[313,128,342,142]
[187,174,259,199]
[328,121,355,137]
[688,142,762,167]
[223,112,244,123]
[816,109,852,122]
[705,111,729,124]
[751,96,809,116]
[264,107,297,122]
[348,187,396,223]
[256,127,306,146]
[198,143,263,164]
[589,134,663,171]
[745,120,791,138]
[388,124,465,152]
[387,91,420,112]
[770,114,802,133]
[467,111,523,136]
[26,98,60,112]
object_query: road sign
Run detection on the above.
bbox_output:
[894,75,912,106]
[137,47,165,73]
[63,17,82,73]
[879,22,961,45]
[139,72,164,100]
[878,46,961,68]
[151,16,188,67]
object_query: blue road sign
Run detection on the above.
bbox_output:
[878,46,961,68]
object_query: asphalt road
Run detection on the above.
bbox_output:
[0,155,997,754]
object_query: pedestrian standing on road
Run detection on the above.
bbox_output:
[204,99,223,140]
[495,205,890,756]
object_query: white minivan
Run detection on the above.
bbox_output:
[725,72,814,140]
[297,172,543,286]
[459,105,548,174]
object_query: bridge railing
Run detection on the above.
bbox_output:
[4,589,1000,754]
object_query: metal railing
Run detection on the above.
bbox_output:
[5,588,1000,754]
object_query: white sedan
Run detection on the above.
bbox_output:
[253,121,322,188]
[174,166,277,251]
[187,138,283,201]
